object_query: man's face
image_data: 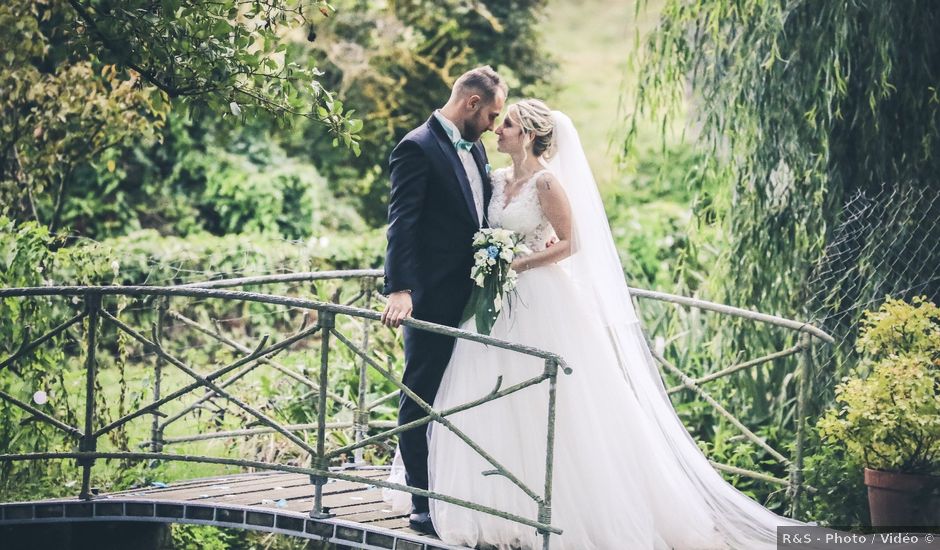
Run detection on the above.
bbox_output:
[463,90,505,142]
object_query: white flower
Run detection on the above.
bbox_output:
[33,390,48,405]
[500,249,514,262]
[493,293,502,312]
[486,258,496,266]
[229,101,242,116]
[474,273,485,287]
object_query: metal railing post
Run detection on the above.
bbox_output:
[788,332,813,518]
[539,357,559,550]
[311,310,334,519]
[150,297,168,455]
[78,292,101,500]
[353,279,373,466]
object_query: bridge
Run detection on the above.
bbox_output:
[0,270,833,549]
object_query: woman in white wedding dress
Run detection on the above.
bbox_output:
[386,100,808,549]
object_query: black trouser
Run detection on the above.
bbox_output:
[398,296,464,514]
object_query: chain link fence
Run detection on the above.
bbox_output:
[806,182,940,401]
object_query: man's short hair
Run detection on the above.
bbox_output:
[452,66,508,103]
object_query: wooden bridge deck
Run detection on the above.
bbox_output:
[0,468,467,550]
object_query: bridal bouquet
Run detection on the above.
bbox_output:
[461,228,530,335]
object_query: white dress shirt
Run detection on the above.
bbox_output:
[434,110,485,226]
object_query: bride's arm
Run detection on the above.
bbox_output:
[511,172,573,273]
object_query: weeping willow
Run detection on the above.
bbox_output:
[631,0,940,386]
[626,1,940,515]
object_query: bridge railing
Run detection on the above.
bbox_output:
[628,288,834,518]
[0,278,569,548]
[159,270,838,519]
[0,269,834,546]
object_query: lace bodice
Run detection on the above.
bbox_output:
[487,168,556,253]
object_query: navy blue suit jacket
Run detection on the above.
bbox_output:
[383,115,492,324]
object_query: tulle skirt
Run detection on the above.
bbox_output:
[385,264,800,549]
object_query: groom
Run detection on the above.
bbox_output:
[381,66,507,534]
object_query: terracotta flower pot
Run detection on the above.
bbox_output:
[864,467,940,527]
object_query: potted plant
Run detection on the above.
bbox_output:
[817,296,940,527]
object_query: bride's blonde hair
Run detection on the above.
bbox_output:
[507,99,556,161]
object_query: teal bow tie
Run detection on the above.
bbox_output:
[455,139,474,152]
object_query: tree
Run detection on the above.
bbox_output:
[631,0,940,376]
[287,0,555,224]
[1,0,361,233]
[629,0,940,518]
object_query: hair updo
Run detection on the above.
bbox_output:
[508,99,556,159]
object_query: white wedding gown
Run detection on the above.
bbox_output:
[384,165,804,549]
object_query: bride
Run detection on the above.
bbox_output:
[386,99,804,549]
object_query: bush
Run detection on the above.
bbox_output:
[816,296,940,476]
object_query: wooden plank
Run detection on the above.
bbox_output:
[363,516,411,529]
[109,471,277,496]
[332,500,403,523]
[341,508,409,524]
[137,469,381,502]
[154,474,311,501]
[221,486,384,509]
[322,488,385,510]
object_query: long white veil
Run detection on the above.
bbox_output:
[544,110,804,548]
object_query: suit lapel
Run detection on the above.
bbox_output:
[428,117,480,226]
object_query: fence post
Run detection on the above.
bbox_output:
[150,297,168,455]
[788,332,813,518]
[78,292,101,500]
[539,357,559,550]
[353,278,373,466]
[311,309,335,519]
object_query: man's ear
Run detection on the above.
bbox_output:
[467,94,482,110]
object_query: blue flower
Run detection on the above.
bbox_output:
[487,245,499,258]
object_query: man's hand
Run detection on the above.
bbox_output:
[381,291,413,328]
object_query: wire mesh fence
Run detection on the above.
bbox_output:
[806,181,940,401]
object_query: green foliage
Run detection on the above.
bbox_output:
[171,524,239,550]
[0,217,120,499]
[289,0,555,223]
[101,229,383,285]
[64,0,359,137]
[629,1,940,512]
[0,218,388,501]
[1,0,362,238]
[817,297,940,475]
[168,135,367,240]
[855,296,940,360]
[801,431,870,528]
[0,2,168,233]
[605,143,721,293]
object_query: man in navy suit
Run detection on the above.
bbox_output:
[381,66,507,534]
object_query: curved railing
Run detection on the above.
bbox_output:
[0,269,834,547]
[0,279,569,548]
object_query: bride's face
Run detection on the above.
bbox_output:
[495,111,527,155]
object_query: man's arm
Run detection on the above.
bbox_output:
[382,139,428,327]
